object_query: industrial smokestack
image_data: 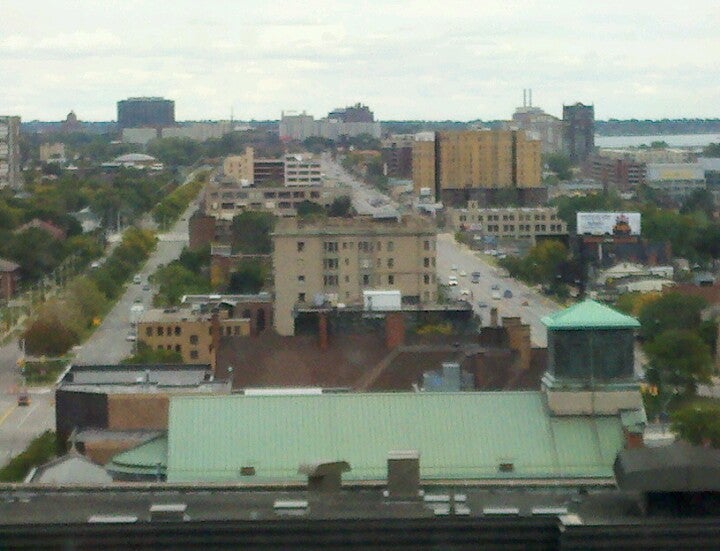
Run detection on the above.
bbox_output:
[529,88,533,107]
[523,89,527,108]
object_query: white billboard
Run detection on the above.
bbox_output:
[577,212,641,236]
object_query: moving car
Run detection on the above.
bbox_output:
[491,289,502,300]
[504,289,513,299]
[477,301,488,308]
[491,283,500,291]
[17,389,30,406]
[126,333,137,342]
[133,274,142,284]
[448,276,459,287]
[470,272,481,283]
[142,284,151,291]
[459,270,467,277]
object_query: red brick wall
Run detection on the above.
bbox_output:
[189,212,216,250]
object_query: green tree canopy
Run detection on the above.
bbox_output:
[122,342,183,365]
[638,292,707,342]
[230,211,277,254]
[645,329,713,397]
[545,153,572,180]
[671,402,720,448]
[703,143,720,157]
[327,195,354,217]
[227,259,267,294]
[296,200,326,219]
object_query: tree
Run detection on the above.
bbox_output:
[703,143,720,158]
[23,317,79,356]
[671,403,720,448]
[645,329,713,397]
[227,259,267,293]
[680,188,715,218]
[230,211,276,254]
[296,200,326,219]
[327,195,353,217]
[638,292,707,342]
[545,153,572,180]
[524,240,568,286]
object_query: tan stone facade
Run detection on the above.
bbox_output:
[138,310,250,369]
[412,130,542,203]
[446,206,567,242]
[223,147,254,185]
[272,216,438,335]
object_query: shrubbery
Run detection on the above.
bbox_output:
[0,431,58,482]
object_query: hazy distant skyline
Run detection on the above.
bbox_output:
[2,1,719,122]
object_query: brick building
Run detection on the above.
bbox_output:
[0,258,20,300]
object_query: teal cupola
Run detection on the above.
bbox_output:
[541,299,640,390]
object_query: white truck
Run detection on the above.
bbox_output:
[129,303,145,326]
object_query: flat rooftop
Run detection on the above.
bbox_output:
[273,215,435,237]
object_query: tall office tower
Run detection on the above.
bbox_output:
[0,115,21,190]
[412,129,544,207]
[563,103,595,163]
[117,97,175,129]
[328,103,375,123]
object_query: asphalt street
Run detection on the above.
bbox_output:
[0,170,201,468]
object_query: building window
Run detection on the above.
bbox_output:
[342,242,348,249]
[297,241,305,252]
[298,275,305,282]
[388,275,395,285]
[190,335,199,345]
[387,258,394,268]
[298,292,306,302]
[423,257,430,267]
[323,258,339,270]
[432,257,436,267]
[233,326,240,335]
[145,327,152,337]
[362,274,370,286]
[423,240,429,251]
[175,344,181,353]
[157,326,164,336]
[388,241,394,251]
[323,275,339,287]
[190,350,199,359]
[376,242,382,251]
[424,274,430,284]
[174,326,181,336]
[323,241,339,252]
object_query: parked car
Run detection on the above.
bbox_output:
[459,270,467,277]
[448,276,459,287]
[126,333,137,342]
[17,389,30,406]
[142,284,150,291]
[133,274,142,284]
[477,301,488,308]
[503,289,513,299]
[470,272,481,283]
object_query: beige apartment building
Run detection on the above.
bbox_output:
[137,308,250,370]
[272,216,438,335]
[412,130,543,206]
[223,147,254,185]
[447,205,567,243]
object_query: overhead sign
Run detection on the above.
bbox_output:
[577,212,641,236]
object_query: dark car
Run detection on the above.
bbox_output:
[470,272,481,283]
[503,289,513,299]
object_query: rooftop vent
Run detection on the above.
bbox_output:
[387,450,420,500]
[298,460,351,493]
[149,504,187,522]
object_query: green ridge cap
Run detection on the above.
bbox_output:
[542,299,640,330]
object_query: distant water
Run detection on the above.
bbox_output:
[595,134,720,148]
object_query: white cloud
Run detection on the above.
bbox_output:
[1,0,718,120]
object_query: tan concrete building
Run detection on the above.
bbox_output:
[223,148,254,185]
[39,142,66,163]
[412,130,543,206]
[137,308,250,369]
[284,154,322,186]
[447,205,567,243]
[272,216,438,335]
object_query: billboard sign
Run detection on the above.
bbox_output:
[577,212,641,236]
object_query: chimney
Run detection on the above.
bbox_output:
[318,312,329,350]
[385,312,406,349]
[529,88,533,107]
[387,450,420,500]
[210,310,221,374]
[624,428,644,449]
[502,317,531,371]
[523,89,527,108]
[298,461,351,494]
[490,307,498,327]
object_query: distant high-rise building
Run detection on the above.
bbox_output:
[412,129,544,207]
[0,115,21,190]
[328,103,375,123]
[279,109,381,141]
[508,89,564,154]
[563,103,595,163]
[117,97,175,129]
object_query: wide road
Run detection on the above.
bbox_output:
[437,234,559,347]
[0,169,203,467]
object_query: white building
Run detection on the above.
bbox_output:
[646,163,706,199]
[279,111,381,141]
[284,154,322,186]
[0,115,21,189]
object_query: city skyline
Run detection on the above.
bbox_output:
[1,1,719,121]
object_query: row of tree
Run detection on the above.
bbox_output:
[23,228,156,356]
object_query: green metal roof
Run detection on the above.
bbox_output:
[165,392,627,483]
[106,435,167,477]
[542,300,640,330]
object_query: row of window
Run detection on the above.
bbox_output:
[318,272,436,288]
[483,224,562,233]
[299,288,436,303]
[210,190,322,200]
[459,213,558,223]
[155,344,200,360]
[307,239,435,253]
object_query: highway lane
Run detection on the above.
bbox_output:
[436,234,559,347]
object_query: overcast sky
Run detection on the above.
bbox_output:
[2,1,719,122]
